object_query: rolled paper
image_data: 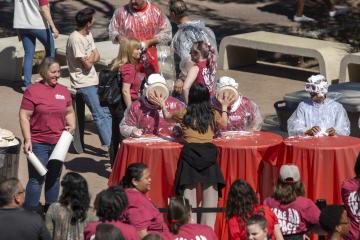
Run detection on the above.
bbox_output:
[28,152,48,176]
[49,131,73,162]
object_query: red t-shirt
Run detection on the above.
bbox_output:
[341,178,360,240]
[120,64,145,101]
[38,0,48,6]
[84,220,139,240]
[20,82,71,144]
[195,61,214,95]
[167,223,218,240]
[264,197,320,235]
[228,204,278,240]
[121,189,169,235]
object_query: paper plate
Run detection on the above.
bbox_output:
[145,83,169,100]
[216,86,239,101]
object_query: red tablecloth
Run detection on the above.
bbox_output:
[278,135,360,204]
[108,132,283,239]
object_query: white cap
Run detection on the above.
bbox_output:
[279,164,301,183]
[143,74,169,100]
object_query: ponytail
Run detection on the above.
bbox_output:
[167,197,191,234]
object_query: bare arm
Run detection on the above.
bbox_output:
[274,224,284,240]
[19,109,33,154]
[65,105,76,135]
[79,48,100,71]
[183,66,199,104]
[216,92,236,128]
[122,83,132,108]
[39,5,59,39]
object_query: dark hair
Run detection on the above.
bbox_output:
[319,205,345,234]
[0,178,19,207]
[142,233,164,240]
[75,7,95,28]
[183,84,215,134]
[95,186,128,222]
[169,0,188,18]
[120,163,148,189]
[247,214,268,230]
[355,154,360,214]
[167,197,191,234]
[226,179,259,226]
[39,57,59,79]
[272,179,305,204]
[59,172,90,225]
[95,223,125,240]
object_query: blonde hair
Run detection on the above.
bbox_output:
[111,37,140,71]
[39,57,59,79]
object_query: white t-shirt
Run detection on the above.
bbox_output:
[66,31,99,89]
[13,0,49,29]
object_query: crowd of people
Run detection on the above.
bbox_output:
[6,0,360,239]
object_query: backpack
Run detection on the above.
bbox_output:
[98,69,122,106]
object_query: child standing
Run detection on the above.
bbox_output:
[182,41,217,103]
[150,83,234,228]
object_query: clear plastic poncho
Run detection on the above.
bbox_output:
[171,20,217,79]
[108,1,172,43]
[287,97,350,136]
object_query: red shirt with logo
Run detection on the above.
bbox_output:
[195,61,214,95]
[264,197,320,236]
[167,223,218,240]
[341,178,360,240]
[20,82,71,144]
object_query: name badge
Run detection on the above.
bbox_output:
[55,94,65,100]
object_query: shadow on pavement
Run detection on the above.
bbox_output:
[65,157,110,178]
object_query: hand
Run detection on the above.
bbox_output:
[304,126,321,136]
[326,127,336,136]
[131,128,143,137]
[148,91,165,109]
[23,140,32,154]
[65,126,75,135]
[51,26,59,39]
[217,91,236,110]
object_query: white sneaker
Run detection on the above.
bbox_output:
[329,7,348,17]
[293,15,315,22]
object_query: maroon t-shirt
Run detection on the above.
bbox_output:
[194,61,214,95]
[120,64,145,101]
[38,0,48,6]
[167,223,218,240]
[121,189,169,235]
[20,82,71,144]
[84,220,139,240]
[341,178,360,240]
[264,197,320,235]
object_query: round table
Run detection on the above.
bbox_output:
[278,135,360,204]
[108,132,283,239]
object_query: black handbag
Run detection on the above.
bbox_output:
[98,69,122,106]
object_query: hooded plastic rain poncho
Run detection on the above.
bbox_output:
[108,1,172,44]
[287,97,350,136]
[170,20,217,79]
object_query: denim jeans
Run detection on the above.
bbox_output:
[19,28,55,87]
[77,85,112,146]
[25,142,61,211]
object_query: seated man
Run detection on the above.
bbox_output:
[120,74,184,138]
[287,74,350,137]
[211,76,262,131]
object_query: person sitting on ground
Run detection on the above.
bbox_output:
[169,0,217,81]
[84,186,138,240]
[45,172,97,240]
[211,76,262,132]
[294,0,347,22]
[264,165,320,240]
[95,224,125,240]
[120,163,169,238]
[226,179,283,240]
[0,178,51,240]
[166,196,218,239]
[319,205,350,240]
[120,73,184,138]
[247,215,270,240]
[287,74,350,137]
[341,153,360,240]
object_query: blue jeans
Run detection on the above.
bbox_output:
[77,85,112,146]
[25,142,61,211]
[19,28,55,87]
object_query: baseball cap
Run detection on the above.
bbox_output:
[279,164,300,183]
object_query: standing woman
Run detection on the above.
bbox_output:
[13,0,59,88]
[19,57,76,212]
